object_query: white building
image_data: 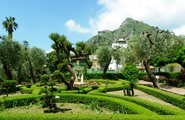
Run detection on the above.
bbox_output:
[109,38,127,71]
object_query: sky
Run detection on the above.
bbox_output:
[0,0,185,52]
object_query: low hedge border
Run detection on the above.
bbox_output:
[89,92,185,115]
[1,113,185,120]
[0,93,155,115]
[136,85,185,109]
[20,85,43,95]
[0,94,40,108]
[56,94,156,115]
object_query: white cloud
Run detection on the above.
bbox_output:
[92,0,185,34]
[65,0,185,36]
[65,19,91,33]
[173,25,185,35]
[45,48,54,53]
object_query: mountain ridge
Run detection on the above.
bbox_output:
[86,18,160,52]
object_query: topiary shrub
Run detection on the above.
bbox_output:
[122,64,139,96]
[40,74,61,113]
[0,80,17,97]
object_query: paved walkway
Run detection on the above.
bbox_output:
[138,80,185,95]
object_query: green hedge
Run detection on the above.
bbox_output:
[154,72,182,79]
[20,86,33,94]
[0,80,17,95]
[1,113,185,120]
[90,93,185,115]
[88,80,128,94]
[85,73,125,80]
[136,85,185,109]
[85,72,149,80]
[0,92,154,114]
[0,94,40,108]
[56,94,155,115]
[20,85,43,95]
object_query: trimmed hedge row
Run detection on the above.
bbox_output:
[56,94,156,115]
[0,94,40,108]
[89,93,185,115]
[88,84,124,94]
[20,85,43,95]
[85,72,147,80]
[1,113,185,120]
[88,80,129,94]
[136,85,185,109]
[0,92,154,115]
[85,73,124,80]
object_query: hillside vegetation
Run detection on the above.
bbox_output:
[86,18,164,53]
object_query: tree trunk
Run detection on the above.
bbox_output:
[28,59,36,83]
[66,64,76,90]
[158,67,161,74]
[143,60,159,88]
[103,58,111,78]
[17,65,22,84]
[2,62,13,80]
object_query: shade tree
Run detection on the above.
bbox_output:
[0,36,22,80]
[124,29,175,88]
[48,33,92,90]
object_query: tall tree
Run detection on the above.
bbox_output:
[0,36,22,80]
[2,17,18,39]
[125,30,174,88]
[48,33,92,90]
[96,46,112,75]
[22,41,47,83]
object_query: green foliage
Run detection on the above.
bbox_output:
[40,89,59,113]
[0,94,40,108]
[2,16,18,39]
[86,18,153,53]
[0,37,23,80]
[1,113,185,120]
[20,86,33,94]
[20,85,43,95]
[137,85,185,109]
[40,74,50,85]
[0,80,17,96]
[154,72,183,86]
[92,93,185,115]
[48,33,92,90]
[57,94,155,115]
[85,73,124,80]
[96,46,112,73]
[151,56,170,68]
[175,46,185,67]
[123,64,139,83]
[138,72,147,80]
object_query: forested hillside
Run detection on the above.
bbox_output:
[86,18,162,53]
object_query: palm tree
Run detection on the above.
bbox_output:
[2,17,18,39]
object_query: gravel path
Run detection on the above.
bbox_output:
[107,89,176,107]
[138,80,185,95]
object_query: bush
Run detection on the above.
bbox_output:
[20,86,33,94]
[0,94,40,108]
[0,80,17,96]
[138,72,147,80]
[122,64,139,82]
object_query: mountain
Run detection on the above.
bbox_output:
[86,18,160,53]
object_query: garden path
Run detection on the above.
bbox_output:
[138,80,185,95]
[107,90,175,107]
